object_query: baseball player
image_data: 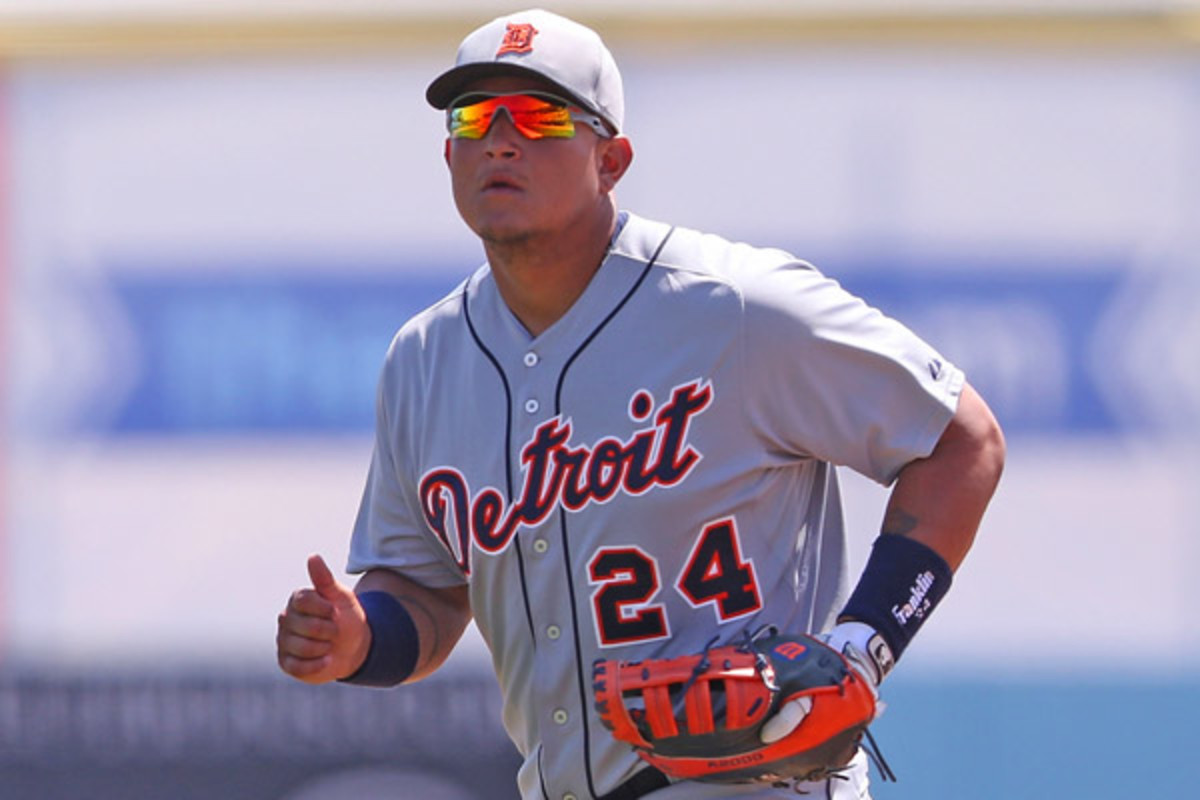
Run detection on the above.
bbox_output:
[276,9,1005,800]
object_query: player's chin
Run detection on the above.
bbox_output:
[462,185,525,209]
[470,215,539,247]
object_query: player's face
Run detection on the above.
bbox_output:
[444,76,629,246]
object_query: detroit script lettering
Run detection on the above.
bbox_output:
[419,380,713,573]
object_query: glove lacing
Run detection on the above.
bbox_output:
[743,624,783,691]
[671,633,723,719]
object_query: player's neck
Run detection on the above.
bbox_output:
[483,206,617,338]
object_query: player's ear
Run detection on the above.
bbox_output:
[444,138,452,165]
[596,135,633,193]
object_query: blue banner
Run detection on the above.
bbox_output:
[103,258,1133,436]
[110,271,459,433]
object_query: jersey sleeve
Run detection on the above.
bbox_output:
[346,342,468,588]
[739,257,964,486]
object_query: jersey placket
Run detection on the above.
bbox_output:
[510,342,590,800]
[507,269,645,800]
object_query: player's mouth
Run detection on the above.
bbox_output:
[481,173,523,193]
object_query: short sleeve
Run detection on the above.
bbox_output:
[346,349,468,588]
[740,259,963,485]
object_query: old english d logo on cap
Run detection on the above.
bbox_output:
[426,10,624,133]
[497,23,538,55]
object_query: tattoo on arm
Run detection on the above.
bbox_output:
[881,507,919,537]
[396,594,442,675]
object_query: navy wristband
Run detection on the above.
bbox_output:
[840,534,953,659]
[338,591,420,687]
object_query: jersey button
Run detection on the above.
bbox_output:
[563,794,578,800]
[546,625,561,640]
[524,399,540,414]
[552,708,569,725]
[523,352,539,367]
[532,538,549,554]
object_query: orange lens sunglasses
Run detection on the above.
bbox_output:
[447,92,611,140]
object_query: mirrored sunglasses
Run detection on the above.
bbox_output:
[447,92,612,140]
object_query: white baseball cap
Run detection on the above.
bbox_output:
[425,8,625,133]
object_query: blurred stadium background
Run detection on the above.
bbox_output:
[2,1,1199,797]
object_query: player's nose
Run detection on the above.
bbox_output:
[483,110,523,158]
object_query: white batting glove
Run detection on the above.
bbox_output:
[759,622,894,744]
[824,621,894,691]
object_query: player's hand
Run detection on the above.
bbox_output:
[759,621,891,744]
[276,554,371,684]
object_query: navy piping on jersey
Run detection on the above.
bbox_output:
[538,744,551,800]
[551,227,676,800]
[462,282,539,647]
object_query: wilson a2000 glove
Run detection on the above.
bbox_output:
[593,627,882,785]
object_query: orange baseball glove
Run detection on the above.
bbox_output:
[593,628,885,786]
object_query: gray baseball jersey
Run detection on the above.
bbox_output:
[348,211,963,799]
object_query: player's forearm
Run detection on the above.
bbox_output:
[881,382,1005,571]
[832,383,1004,668]
[354,568,473,682]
